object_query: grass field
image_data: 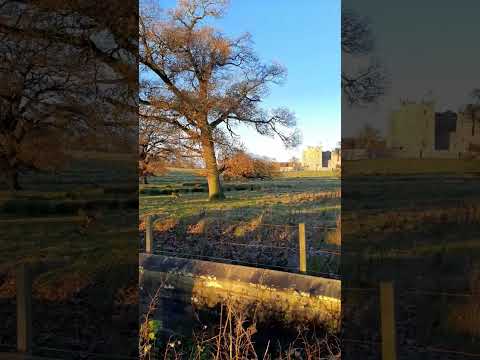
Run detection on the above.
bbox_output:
[342,171,480,355]
[0,157,138,353]
[139,168,340,276]
[139,168,341,358]
[0,157,137,284]
[343,158,480,175]
[280,169,339,177]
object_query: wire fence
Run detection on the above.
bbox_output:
[223,220,337,231]
[7,267,480,358]
[342,282,480,359]
[1,264,138,360]
[152,249,339,279]
[142,214,341,278]
[343,339,480,358]
[207,240,341,255]
[140,216,480,358]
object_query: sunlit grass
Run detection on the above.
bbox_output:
[343,159,480,175]
[279,170,339,178]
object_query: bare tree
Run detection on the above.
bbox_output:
[0,0,138,190]
[139,104,245,183]
[139,0,300,200]
[342,8,387,106]
[0,2,95,189]
[139,116,177,184]
[355,124,385,158]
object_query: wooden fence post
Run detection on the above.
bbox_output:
[380,281,397,360]
[145,215,153,253]
[298,223,307,273]
[16,263,32,354]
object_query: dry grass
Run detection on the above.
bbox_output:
[162,300,340,360]
[343,204,480,238]
[139,285,164,360]
[448,269,480,338]
[140,290,340,360]
[325,216,341,246]
[343,158,480,176]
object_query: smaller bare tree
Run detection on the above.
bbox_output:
[355,124,385,159]
[342,8,387,106]
[138,118,174,184]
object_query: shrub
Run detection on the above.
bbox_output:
[222,151,278,180]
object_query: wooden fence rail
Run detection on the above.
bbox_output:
[16,264,32,355]
[298,223,307,273]
[380,281,397,360]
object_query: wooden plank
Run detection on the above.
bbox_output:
[298,223,307,273]
[0,353,59,360]
[0,216,85,224]
[145,215,153,253]
[380,281,397,360]
[16,264,32,354]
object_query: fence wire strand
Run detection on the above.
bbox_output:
[154,250,339,278]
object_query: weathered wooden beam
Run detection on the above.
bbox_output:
[16,264,32,354]
[298,223,307,273]
[380,281,397,360]
[145,215,153,253]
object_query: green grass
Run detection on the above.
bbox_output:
[141,190,340,223]
[279,170,339,178]
[342,173,480,348]
[140,168,341,276]
[0,210,137,300]
[0,157,137,300]
[140,169,340,224]
[140,169,340,210]
[343,159,480,175]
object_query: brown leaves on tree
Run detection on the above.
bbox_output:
[221,151,278,180]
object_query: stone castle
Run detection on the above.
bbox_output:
[387,101,480,159]
[301,146,341,170]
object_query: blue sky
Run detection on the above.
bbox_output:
[156,0,340,161]
[343,1,480,137]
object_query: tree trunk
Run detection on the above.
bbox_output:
[201,132,224,201]
[6,169,20,191]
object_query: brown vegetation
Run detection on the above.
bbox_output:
[221,151,278,181]
[140,293,340,360]
[325,216,341,246]
[448,269,480,338]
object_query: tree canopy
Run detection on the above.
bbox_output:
[139,0,300,200]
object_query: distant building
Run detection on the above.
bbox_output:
[277,161,295,172]
[322,151,331,168]
[328,149,341,169]
[450,106,480,157]
[387,101,436,158]
[302,146,323,170]
[341,137,369,160]
[387,101,480,159]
